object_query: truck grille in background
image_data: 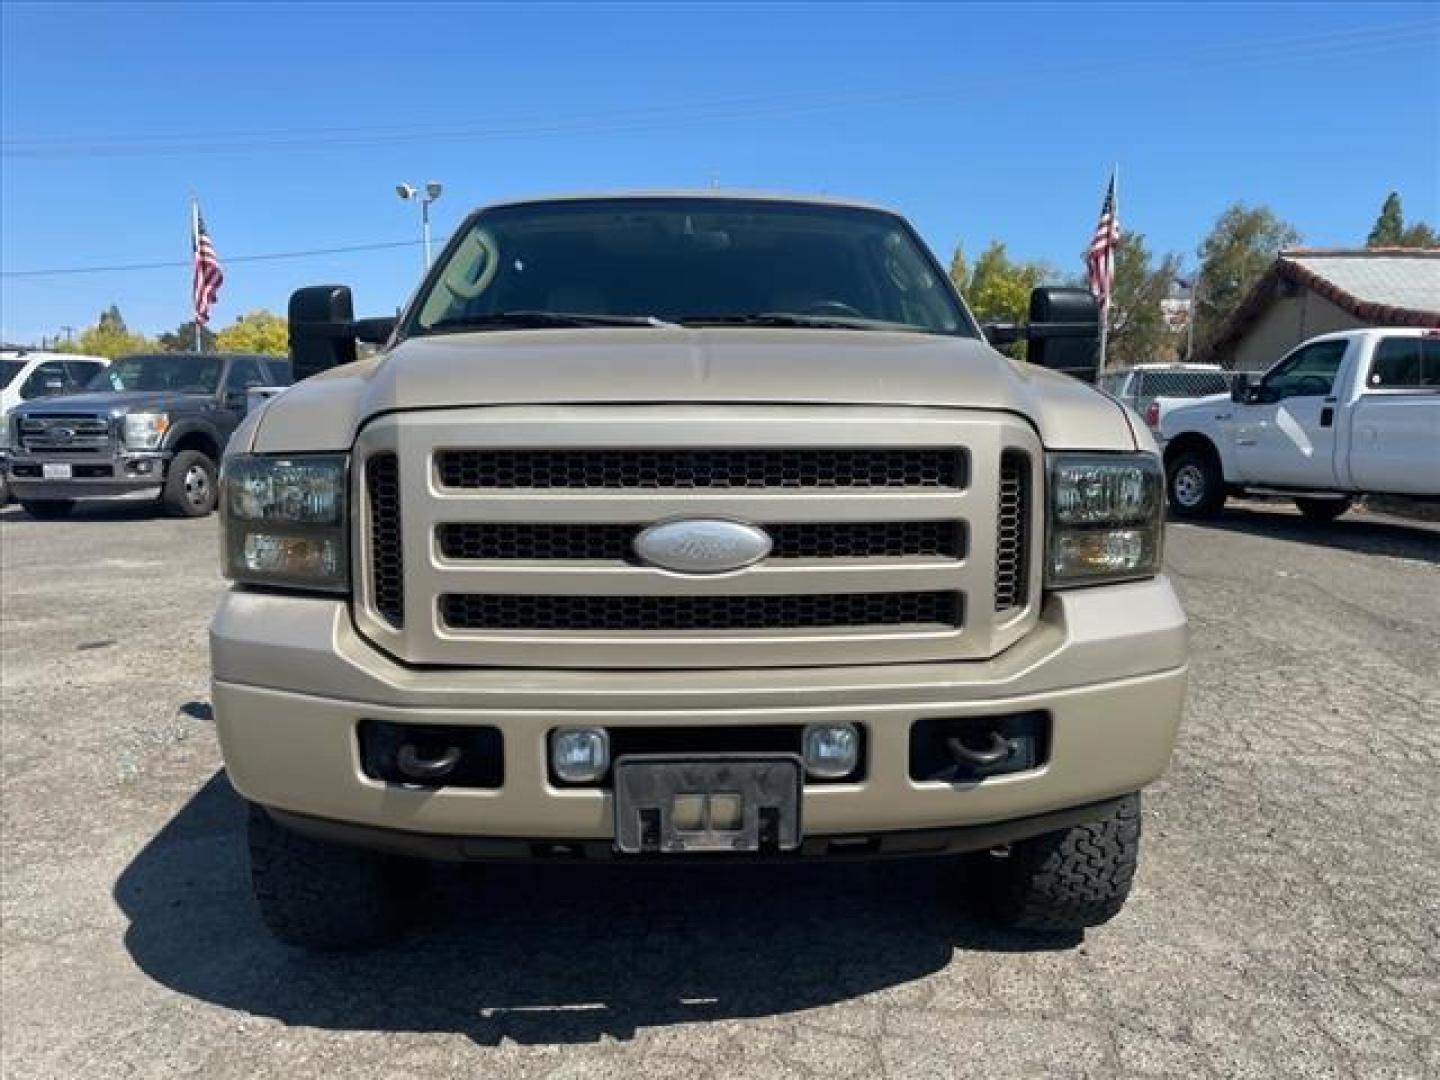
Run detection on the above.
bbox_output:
[440,591,962,632]
[436,448,965,490]
[366,454,405,627]
[994,450,1030,612]
[437,520,966,562]
[17,414,111,454]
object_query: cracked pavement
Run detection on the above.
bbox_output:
[2,499,1437,1078]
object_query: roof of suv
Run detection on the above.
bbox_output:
[475,190,897,214]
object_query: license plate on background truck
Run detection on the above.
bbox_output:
[42,463,72,480]
[613,755,802,854]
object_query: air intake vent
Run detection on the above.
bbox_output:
[995,450,1030,612]
[437,520,966,562]
[367,454,404,627]
[435,448,966,490]
[440,591,963,632]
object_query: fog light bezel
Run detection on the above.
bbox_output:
[801,722,863,781]
[549,726,612,785]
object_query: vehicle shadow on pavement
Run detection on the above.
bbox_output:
[1180,505,1440,566]
[116,772,1077,1045]
[0,501,174,523]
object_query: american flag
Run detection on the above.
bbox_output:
[1086,172,1120,312]
[191,204,224,326]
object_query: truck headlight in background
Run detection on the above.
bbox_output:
[221,454,349,592]
[1046,453,1163,586]
[123,412,171,449]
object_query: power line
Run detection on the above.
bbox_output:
[3,19,1433,160]
[1,238,427,279]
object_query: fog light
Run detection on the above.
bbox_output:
[550,727,610,784]
[802,723,861,780]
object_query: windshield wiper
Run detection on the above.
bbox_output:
[676,312,893,331]
[428,310,679,331]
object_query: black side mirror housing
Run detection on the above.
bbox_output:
[354,317,397,346]
[288,285,358,381]
[1024,287,1100,383]
[983,322,1022,347]
[1231,373,1254,403]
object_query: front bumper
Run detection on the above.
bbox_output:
[212,576,1188,847]
[6,451,167,499]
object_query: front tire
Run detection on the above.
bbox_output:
[162,450,217,517]
[1295,497,1352,523]
[20,499,73,520]
[1166,450,1226,519]
[247,803,406,950]
[983,794,1142,932]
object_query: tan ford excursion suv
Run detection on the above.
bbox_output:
[212,194,1187,949]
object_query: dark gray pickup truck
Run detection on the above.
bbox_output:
[4,351,290,519]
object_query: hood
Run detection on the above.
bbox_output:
[12,390,208,416]
[252,328,1137,453]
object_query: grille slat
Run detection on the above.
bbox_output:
[18,414,112,454]
[994,450,1030,612]
[367,454,405,627]
[440,591,962,632]
[437,520,965,562]
[436,448,965,490]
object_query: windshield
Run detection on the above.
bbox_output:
[408,198,974,338]
[89,355,223,394]
[0,359,24,388]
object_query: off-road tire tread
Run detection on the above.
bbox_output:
[992,794,1141,932]
[247,803,402,950]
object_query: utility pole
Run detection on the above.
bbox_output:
[60,325,75,345]
[1184,268,1201,364]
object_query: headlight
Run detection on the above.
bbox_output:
[1047,453,1163,586]
[221,454,349,592]
[124,412,170,448]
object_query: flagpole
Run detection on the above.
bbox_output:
[190,197,202,352]
[1098,164,1117,374]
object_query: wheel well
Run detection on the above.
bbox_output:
[1163,432,1219,472]
[171,431,220,462]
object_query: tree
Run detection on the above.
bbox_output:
[1190,204,1301,359]
[949,241,1046,325]
[155,320,217,353]
[66,305,153,358]
[1365,192,1439,249]
[1101,233,1184,367]
[215,309,288,356]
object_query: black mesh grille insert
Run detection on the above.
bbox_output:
[995,450,1030,612]
[435,448,965,490]
[437,520,965,562]
[440,591,962,632]
[367,454,404,626]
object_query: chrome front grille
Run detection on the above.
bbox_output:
[356,406,1041,669]
[436,447,965,490]
[17,413,112,454]
[439,591,963,632]
[437,520,966,562]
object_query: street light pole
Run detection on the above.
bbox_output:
[397,181,444,271]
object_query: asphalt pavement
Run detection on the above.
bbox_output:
[1,499,1437,1079]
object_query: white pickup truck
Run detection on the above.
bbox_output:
[1160,328,1439,521]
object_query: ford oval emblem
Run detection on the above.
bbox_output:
[50,426,75,443]
[633,519,773,575]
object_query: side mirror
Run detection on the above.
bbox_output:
[1024,287,1100,383]
[288,285,357,381]
[1230,373,1254,403]
[354,317,397,345]
[983,322,1022,347]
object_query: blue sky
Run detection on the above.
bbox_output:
[2,2,1437,344]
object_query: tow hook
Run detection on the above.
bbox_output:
[397,743,462,781]
[946,731,1015,769]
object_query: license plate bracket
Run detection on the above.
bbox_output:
[42,463,73,480]
[613,754,802,855]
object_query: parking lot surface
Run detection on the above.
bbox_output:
[2,499,1437,1079]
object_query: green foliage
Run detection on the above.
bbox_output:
[1104,232,1184,367]
[65,306,154,359]
[215,309,288,356]
[1365,192,1437,248]
[1191,204,1301,358]
[155,320,217,353]
[950,241,1045,325]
